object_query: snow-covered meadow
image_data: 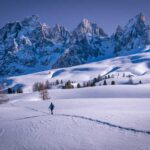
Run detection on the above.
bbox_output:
[0,51,150,150]
[0,91,150,150]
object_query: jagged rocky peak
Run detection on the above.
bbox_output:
[54,24,61,32]
[113,13,150,54]
[81,18,91,29]
[0,13,150,76]
[123,13,149,42]
[73,18,107,37]
[40,23,51,39]
[115,25,123,34]
[125,13,147,30]
[21,15,40,26]
[136,13,146,23]
[112,25,123,39]
[50,24,70,41]
[53,24,69,35]
[0,15,40,41]
[41,23,49,29]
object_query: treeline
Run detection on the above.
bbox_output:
[32,74,116,91]
[32,73,143,92]
[32,80,75,91]
[78,74,116,88]
[7,87,23,94]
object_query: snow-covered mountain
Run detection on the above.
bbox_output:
[112,13,150,55]
[0,13,150,76]
[72,18,107,38]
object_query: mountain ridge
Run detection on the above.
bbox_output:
[0,13,150,77]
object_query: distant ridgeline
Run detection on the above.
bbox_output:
[0,13,150,76]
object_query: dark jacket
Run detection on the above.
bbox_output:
[49,103,55,110]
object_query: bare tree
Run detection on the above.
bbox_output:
[0,86,9,104]
[40,89,50,100]
[45,80,51,89]
[38,83,45,91]
[33,82,45,92]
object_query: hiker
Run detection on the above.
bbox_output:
[49,102,55,115]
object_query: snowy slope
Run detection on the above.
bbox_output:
[0,50,150,150]
[0,97,150,150]
[1,49,150,93]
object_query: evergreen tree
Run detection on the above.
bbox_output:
[77,83,81,88]
[17,88,23,93]
[8,88,13,94]
[108,75,111,78]
[128,75,133,84]
[90,81,96,86]
[87,81,90,87]
[93,78,97,84]
[103,80,107,85]
[63,80,74,89]
[56,80,59,85]
[97,75,102,81]
[83,82,87,87]
[111,81,115,85]
[123,73,125,77]
[61,80,63,84]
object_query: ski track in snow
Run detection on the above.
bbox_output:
[15,114,47,120]
[58,114,150,135]
[9,104,150,136]
[0,129,5,136]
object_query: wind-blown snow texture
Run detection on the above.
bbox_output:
[0,13,150,76]
[0,96,150,150]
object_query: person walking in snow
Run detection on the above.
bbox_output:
[49,102,55,115]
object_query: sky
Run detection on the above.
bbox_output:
[0,0,150,35]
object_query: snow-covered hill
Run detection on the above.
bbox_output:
[1,47,150,93]
[0,13,150,76]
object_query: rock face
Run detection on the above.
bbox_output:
[0,13,150,76]
[72,18,107,38]
[112,13,150,54]
[52,19,108,69]
[0,15,68,76]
